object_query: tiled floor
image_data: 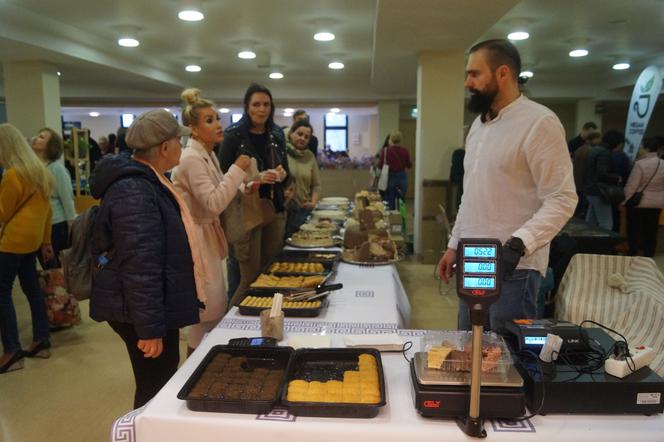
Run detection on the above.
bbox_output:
[1,252,663,441]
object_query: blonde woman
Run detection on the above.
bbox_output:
[31,127,76,267]
[173,88,251,354]
[0,123,54,373]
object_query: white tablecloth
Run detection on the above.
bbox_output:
[114,329,664,442]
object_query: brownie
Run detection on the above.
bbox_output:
[224,385,242,400]
[207,381,227,399]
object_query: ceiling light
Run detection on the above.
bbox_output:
[283,108,295,113]
[89,112,100,117]
[269,72,284,79]
[163,108,170,112]
[328,61,344,70]
[612,62,630,70]
[519,70,534,78]
[118,38,139,47]
[219,108,230,113]
[283,112,293,117]
[329,108,340,113]
[507,31,529,41]
[56,71,61,76]
[178,9,204,21]
[314,32,335,42]
[185,64,201,72]
[569,49,589,57]
[238,50,256,60]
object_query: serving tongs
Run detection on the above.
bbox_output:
[285,283,343,301]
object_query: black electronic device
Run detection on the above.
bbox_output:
[455,238,504,438]
[504,318,592,354]
[512,328,664,415]
[227,337,278,347]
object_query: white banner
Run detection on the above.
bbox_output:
[624,65,663,162]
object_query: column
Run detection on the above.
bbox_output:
[3,61,62,137]
[414,50,465,259]
[575,99,602,135]
[377,100,400,152]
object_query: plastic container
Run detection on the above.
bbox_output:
[281,348,387,418]
[237,291,328,317]
[177,345,294,414]
[422,330,512,375]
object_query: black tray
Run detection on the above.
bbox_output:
[266,259,337,276]
[275,250,341,263]
[237,291,328,317]
[280,348,387,418]
[177,345,294,414]
[249,271,334,294]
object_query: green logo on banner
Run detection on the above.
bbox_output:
[641,76,655,93]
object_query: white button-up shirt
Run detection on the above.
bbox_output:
[449,95,577,275]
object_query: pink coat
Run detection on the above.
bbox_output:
[173,139,246,319]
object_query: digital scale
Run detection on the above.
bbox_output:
[410,239,526,437]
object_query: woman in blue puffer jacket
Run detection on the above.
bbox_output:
[90,110,200,409]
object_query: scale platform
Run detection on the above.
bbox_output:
[411,352,526,418]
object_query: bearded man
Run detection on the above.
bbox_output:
[438,39,577,332]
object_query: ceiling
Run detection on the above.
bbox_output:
[0,0,663,106]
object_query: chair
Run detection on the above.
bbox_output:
[556,254,664,376]
[434,204,453,295]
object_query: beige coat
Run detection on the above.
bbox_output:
[173,139,246,320]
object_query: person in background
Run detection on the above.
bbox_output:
[609,131,631,231]
[89,110,200,408]
[87,132,102,171]
[572,131,602,218]
[623,138,664,257]
[568,121,598,155]
[98,136,111,156]
[292,110,319,158]
[0,123,54,373]
[450,147,465,211]
[116,127,131,156]
[377,130,412,210]
[31,128,76,267]
[173,88,251,354]
[438,39,576,332]
[282,175,299,239]
[218,83,289,305]
[107,133,117,153]
[285,119,321,236]
[583,130,624,230]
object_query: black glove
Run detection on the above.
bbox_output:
[502,237,525,278]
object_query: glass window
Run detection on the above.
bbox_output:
[121,114,134,128]
[324,113,348,152]
[325,113,347,126]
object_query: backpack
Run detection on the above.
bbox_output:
[60,206,111,301]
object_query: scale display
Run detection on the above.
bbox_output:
[463,246,497,259]
[463,261,496,274]
[463,276,496,289]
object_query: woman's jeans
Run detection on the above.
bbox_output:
[385,171,408,210]
[0,251,50,354]
[585,195,613,230]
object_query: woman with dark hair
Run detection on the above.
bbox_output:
[218,83,289,304]
[285,119,320,237]
[623,138,664,256]
[32,128,76,267]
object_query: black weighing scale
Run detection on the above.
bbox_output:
[410,238,526,437]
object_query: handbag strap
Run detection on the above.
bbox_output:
[637,159,661,193]
[0,190,36,240]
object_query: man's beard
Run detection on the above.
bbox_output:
[467,83,498,116]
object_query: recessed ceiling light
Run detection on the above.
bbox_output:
[329,107,340,113]
[519,70,534,78]
[89,112,100,117]
[269,72,284,79]
[185,64,201,72]
[56,71,61,76]
[284,108,295,113]
[612,62,630,70]
[507,31,529,41]
[178,10,204,21]
[314,32,335,42]
[328,61,344,70]
[238,50,256,59]
[569,49,589,57]
[163,107,170,112]
[219,108,230,113]
[118,38,139,47]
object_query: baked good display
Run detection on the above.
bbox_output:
[427,342,503,372]
[319,197,350,208]
[187,353,285,401]
[299,219,338,233]
[286,354,381,404]
[343,227,397,264]
[268,262,326,273]
[311,209,347,221]
[288,231,338,248]
[240,296,322,309]
[250,274,326,289]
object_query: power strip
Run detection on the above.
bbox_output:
[605,346,655,379]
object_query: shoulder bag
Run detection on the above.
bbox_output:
[625,159,661,208]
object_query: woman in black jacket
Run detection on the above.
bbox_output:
[90,110,199,409]
[218,83,289,305]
